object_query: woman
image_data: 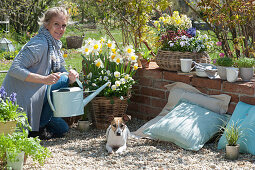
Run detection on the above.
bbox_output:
[2,7,79,139]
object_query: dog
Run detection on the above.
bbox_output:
[105,115,131,154]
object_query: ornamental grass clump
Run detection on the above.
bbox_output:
[153,11,213,52]
[235,57,255,68]
[81,38,138,98]
[224,120,242,146]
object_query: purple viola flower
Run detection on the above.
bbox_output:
[0,86,7,99]
[9,92,17,103]
[187,27,196,37]
[213,59,217,64]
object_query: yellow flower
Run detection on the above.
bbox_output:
[111,48,116,53]
[94,44,99,50]
[133,63,138,70]
[63,54,68,58]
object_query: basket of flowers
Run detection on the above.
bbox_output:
[81,38,138,129]
[154,11,212,71]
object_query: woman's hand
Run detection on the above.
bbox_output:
[68,69,79,84]
[44,73,60,85]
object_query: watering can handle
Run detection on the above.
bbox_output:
[47,72,83,112]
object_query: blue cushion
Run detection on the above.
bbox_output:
[218,101,255,155]
[143,99,229,151]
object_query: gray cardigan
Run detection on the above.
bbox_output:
[3,34,66,131]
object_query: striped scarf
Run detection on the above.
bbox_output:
[38,25,65,72]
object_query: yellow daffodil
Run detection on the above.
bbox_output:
[133,63,138,70]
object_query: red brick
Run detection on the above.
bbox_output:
[132,84,140,94]
[227,103,236,114]
[140,87,166,99]
[130,95,151,105]
[163,71,192,84]
[196,87,209,94]
[127,102,140,112]
[240,96,255,105]
[140,105,162,119]
[191,77,221,90]
[208,90,222,95]
[136,77,153,87]
[222,82,255,95]
[153,80,171,89]
[136,68,162,79]
[151,98,168,108]
[224,93,239,103]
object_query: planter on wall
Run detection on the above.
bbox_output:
[217,66,227,80]
[239,67,254,81]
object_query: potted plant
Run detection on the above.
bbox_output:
[77,104,91,131]
[0,86,30,135]
[140,50,152,68]
[235,57,255,81]
[81,38,138,129]
[214,56,233,80]
[0,132,50,169]
[222,120,242,160]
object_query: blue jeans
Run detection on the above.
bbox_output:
[40,76,69,136]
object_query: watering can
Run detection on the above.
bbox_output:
[47,72,110,117]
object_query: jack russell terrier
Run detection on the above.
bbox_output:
[106,115,131,154]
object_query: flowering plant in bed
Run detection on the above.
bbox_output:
[153,11,213,52]
[0,86,30,134]
[81,38,138,98]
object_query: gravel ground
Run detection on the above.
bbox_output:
[23,118,255,170]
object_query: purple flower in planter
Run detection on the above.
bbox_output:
[10,92,17,103]
[186,27,196,37]
[216,41,222,46]
[213,59,217,64]
[0,86,7,100]
[219,53,225,58]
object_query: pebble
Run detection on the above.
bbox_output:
[23,118,255,169]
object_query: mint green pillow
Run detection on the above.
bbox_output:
[143,99,228,151]
[218,101,255,155]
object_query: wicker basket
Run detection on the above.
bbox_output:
[155,50,211,71]
[66,36,83,49]
[90,96,129,130]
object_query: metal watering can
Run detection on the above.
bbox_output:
[47,72,110,117]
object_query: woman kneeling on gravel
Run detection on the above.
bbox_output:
[2,7,79,139]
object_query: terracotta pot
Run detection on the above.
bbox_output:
[226,144,239,160]
[140,59,150,68]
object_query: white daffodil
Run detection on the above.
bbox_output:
[100,37,106,45]
[115,81,121,87]
[94,58,104,68]
[114,54,123,65]
[87,72,92,79]
[91,39,101,54]
[81,44,92,55]
[111,85,117,91]
[129,54,138,63]
[123,45,134,55]
[107,40,116,49]
[120,78,126,84]
[114,71,120,78]
[133,63,138,70]
[103,76,109,81]
[109,52,116,62]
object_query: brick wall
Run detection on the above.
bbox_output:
[127,62,255,121]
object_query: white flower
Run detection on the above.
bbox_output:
[81,44,92,55]
[91,39,101,54]
[111,85,117,91]
[92,83,97,87]
[84,38,93,45]
[114,54,123,65]
[120,96,124,100]
[106,70,111,76]
[115,81,121,87]
[94,58,104,68]
[103,76,109,81]
[133,63,138,70]
[169,42,174,47]
[120,78,126,84]
[107,40,116,49]
[114,71,120,78]
[129,54,138,63]
[123,45,134,55]
[100,37,106,44]
[124,74,130,80]
[99,76,102,81]
[180,41,186,47]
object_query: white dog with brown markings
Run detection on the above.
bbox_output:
[106,115,132,154]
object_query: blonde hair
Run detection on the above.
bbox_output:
[38,7,69,26]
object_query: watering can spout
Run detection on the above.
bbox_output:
[83,82,110,107]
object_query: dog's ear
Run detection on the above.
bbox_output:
[122,114,131,122]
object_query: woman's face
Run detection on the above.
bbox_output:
[46,14,67,40]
